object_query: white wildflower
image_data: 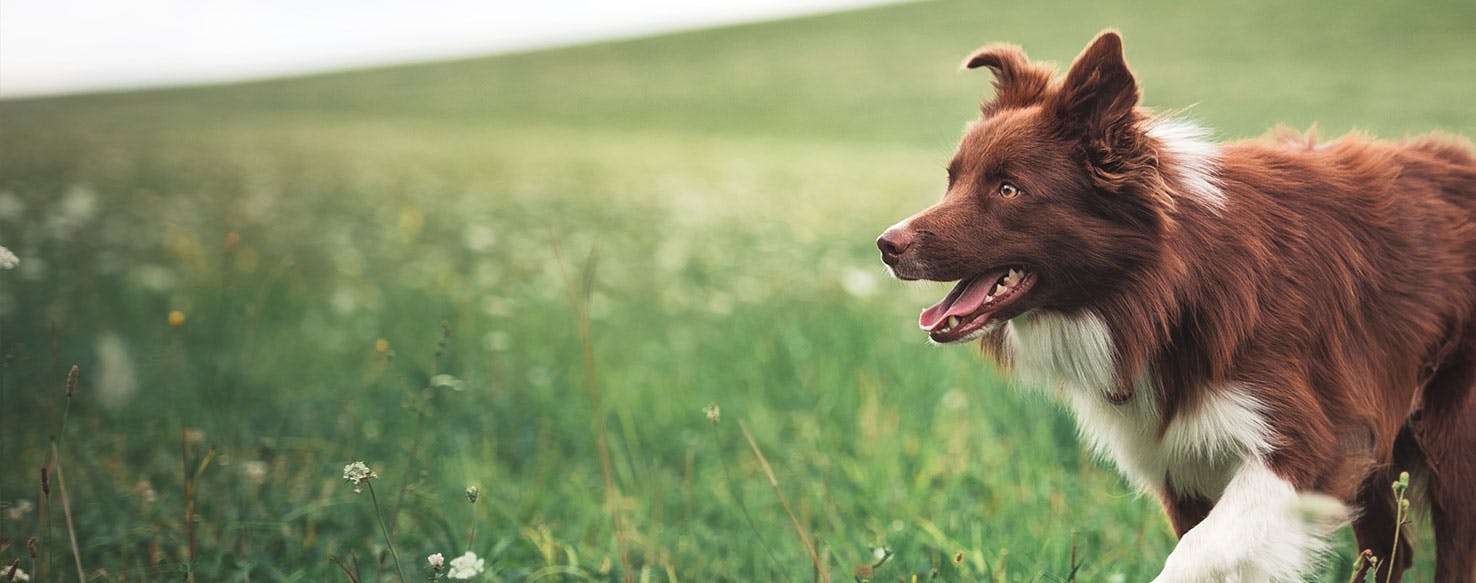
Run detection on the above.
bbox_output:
[5,499,33,520]
[241,461,268,484]
[430,374,466,391]
[462,224,497,253]
[427,552,445,569]
[6,565,30,581]
[840,267,879,298]
[941,389,967,410]
[0,245,18,270]
[95,331,138,409]
[703,403,720,425]
[342,461,377,493]
[446,551,485,579]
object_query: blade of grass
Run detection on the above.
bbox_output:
[554,242,634,583]
[48,442,85,583]
[738,420,828,583]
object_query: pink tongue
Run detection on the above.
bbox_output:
[918,276,996,330]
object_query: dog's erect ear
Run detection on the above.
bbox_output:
[962,44,1053,114]
[1051,31,1138,132]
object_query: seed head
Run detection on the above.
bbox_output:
[465,485,479,504]
[703,403,720,425]
[66,364,79,398]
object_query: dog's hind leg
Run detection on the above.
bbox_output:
[1414,327,1476,582]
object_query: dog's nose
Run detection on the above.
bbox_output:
[876,228,913,265]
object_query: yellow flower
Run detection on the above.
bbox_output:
[168,310,186,327]
[375,338,390,353]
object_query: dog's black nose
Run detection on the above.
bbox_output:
[876,228,913,265]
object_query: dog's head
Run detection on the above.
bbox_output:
[879,31,1173,343]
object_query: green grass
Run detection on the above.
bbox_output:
[1,0,1471,580]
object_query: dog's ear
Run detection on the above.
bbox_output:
[1051,31,1138,133]
[962,44,1053,114]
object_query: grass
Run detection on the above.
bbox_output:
[0,0,1472,579]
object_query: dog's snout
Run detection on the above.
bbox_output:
[877,227,914,265]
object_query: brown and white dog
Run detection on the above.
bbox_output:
[878,31,1476,581]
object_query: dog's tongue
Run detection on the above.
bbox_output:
[918,273,1000,331]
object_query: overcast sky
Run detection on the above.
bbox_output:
[0,0,896,98]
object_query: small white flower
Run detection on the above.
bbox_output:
[840,267,879,298]
[342,461,378,492]
[703,403,720,425]
[430,374,466,391]
[873,546,889,560]
[427,552,445,569]
[446,551,485,579]
[242,461,268,484]
[6,565,31,581]
[0,245,18,270]
[5,499,34,520]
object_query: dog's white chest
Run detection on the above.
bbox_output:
[1003,312,1272,498]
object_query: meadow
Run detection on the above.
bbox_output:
[1,0,1473,580]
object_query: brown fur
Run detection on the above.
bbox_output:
[880,31,1476,580]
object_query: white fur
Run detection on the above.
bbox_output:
[1144,118,1225,212]
[1152,458,1348,583]
[1002,311,1345,581]
[1065,383,1271,498]
[1003,310,1117,392]
[1004,311,1271,496]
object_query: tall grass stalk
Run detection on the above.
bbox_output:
[38,467,50,581]
[738,420,828,583]
[554,243,634,583]
[49,442,84,582]
[705,410,787,579]
[366,481,407,583]
[329,555,363,583]
[180,430,215,582]
[1386,472,1411,583]
[388,322,451,538]
[50,364,84,582]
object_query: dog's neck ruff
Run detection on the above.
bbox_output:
[1144,117,1225,213]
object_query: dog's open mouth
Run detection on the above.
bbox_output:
[919,267,1036,343]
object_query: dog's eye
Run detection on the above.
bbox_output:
[999,183,1022,199]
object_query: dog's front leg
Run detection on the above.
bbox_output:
[1151,457,1347,583]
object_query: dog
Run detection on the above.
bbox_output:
[877,31,1476,581]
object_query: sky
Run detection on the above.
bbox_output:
[0,0,896,98]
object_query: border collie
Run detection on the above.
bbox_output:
[877,31,1476,582]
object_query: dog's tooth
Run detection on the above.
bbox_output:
[947,316,960,328]
[1006,269,1021,284]
[984,294,994,303]
[993,283,1006,296]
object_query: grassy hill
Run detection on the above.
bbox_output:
[1,0,1471,580]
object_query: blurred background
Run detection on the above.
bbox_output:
[0,0,1471,580]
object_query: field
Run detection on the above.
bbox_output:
[1,0,1473,580]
